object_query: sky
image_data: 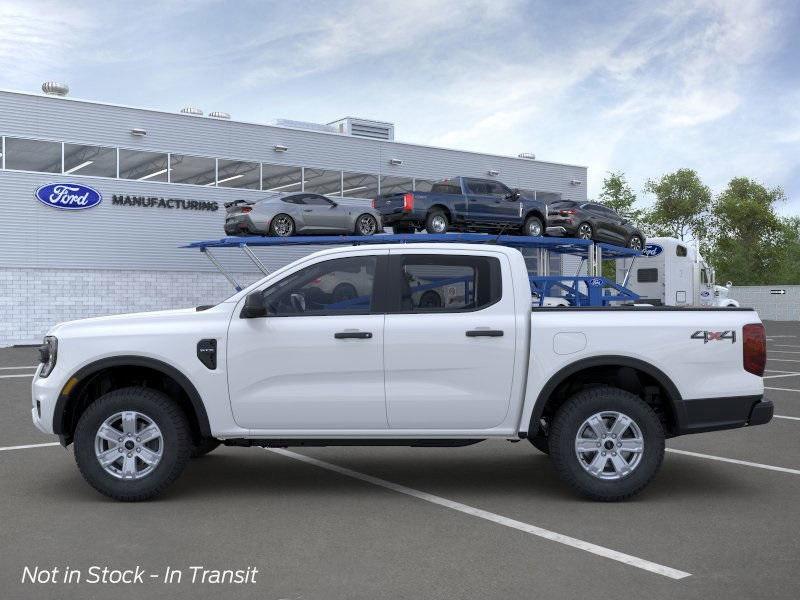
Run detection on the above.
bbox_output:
[1,0,799,213]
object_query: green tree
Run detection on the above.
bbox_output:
[642,169,711,241]
[598,171,641,221]
[708,178,787,285]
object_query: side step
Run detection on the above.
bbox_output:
[222,438,485,448]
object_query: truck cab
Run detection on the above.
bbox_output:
[616,237,739,307]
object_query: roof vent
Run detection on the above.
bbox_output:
[180,106,203,116]
[208,111,231,119]
[518,152,536,160]
[328,117,395,141]
[41,82,69,96]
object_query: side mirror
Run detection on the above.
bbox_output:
[726,281,732,288]
[240,292,267,318]
[329,201,338,208]
[505,189,520,201]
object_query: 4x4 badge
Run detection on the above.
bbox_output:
[691,330,736,344]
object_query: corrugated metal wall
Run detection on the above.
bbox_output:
[0,89,587,274]
[730,286,800,321]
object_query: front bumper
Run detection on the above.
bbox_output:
[677,394,773,435]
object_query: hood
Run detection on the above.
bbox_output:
[47,307,211,338]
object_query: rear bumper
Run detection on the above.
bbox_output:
[676,394,773,435]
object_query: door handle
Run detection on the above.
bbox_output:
[466,329,504,337]
[334,331,373,339]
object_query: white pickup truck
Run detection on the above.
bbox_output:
[32,243,772,502]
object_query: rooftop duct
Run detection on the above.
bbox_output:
[180,106,203,116]
[329,117,394,141]
[518,152,536,160]
[41,82,69,96]
[208,111,231,119]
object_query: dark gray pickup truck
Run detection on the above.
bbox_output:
[372,177,550,235]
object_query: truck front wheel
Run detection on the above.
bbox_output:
[548,387,664,501]
[425,210,449,234]
[73,387,192,501]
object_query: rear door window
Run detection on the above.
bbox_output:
[388,254,502,313]
[637,268,659,283]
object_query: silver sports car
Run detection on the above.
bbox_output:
[224,192,383,237]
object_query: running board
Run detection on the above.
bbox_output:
[222,438,485,448]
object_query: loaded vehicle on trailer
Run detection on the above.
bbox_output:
[546,200,646,250]
[373,176,549,236]
[616,237,739,307]
[224,192,382,237]
[31,234,770,502]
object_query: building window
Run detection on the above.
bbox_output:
[119,149,169,182]
[413,178,436,192]
[217,159,260,189]
[4,137,61,173]
[304,168,342,196]
[341,172,379,198]
[170,154,216,186]
[63,143,117,177]
[379,175,413,195]
[262,164,302,192]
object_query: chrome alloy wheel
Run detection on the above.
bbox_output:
[577,223,593,240]
[94,411,164,480]
[629,236,643,250]
[574,411,644,480]
[430,214,447,233]
[526,220,543,236]
[357,214,377,235]
[272,215,293,236]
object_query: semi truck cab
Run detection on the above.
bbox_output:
[616,236,739,308]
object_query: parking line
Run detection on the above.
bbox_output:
[775,415,800,421]
[0,365,38,371]
[666,448,800,475]
[772,345,800,349]
[267,448,691,580]
[767,358,800,363]
[765,386,800,393]
[763,373,800,379]
[769,350,800,355]
[0,442,60,452]
[0,374,35,379]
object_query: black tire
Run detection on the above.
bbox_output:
[191,437,221,458]
[419,290,443,308]
[549,387,664,501]
[73,387,191,502]
[425,209,449,234]
[269,214,295,237]
[393,223,416,234]
[522,215,544,237]
[332,282,358,303]
[528,431,550,454]
[354,213,379,236]
[576,222,593,240]
[627,235,644,251]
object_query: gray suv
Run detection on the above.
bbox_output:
[225,193,383,237]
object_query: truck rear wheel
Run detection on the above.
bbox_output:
[425,210,449,234]
[523,215,543,237]
[548,387,664,501]
[73,387,192,501]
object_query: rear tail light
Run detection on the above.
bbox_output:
[560,209,577,216]
[402,193,414,212]
[743,323,766,376]
[371,198,377,209]
[241,207,252,213]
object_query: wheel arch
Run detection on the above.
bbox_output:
[53,355,211,445]
[427,204,452,220]
[526,355,684,438]
[524,209,545,224]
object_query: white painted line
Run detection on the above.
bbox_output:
[667,448,800,475]
[764,369,800,374]
[0,442,60,452]
[768,350,800,355]
[775,415,800,421]
[763,373,800,379]
[772,345,800,349]
[267,448,691,580]
[767,358,800,363]
[0,374,35,379]
[767,335,798,338]
[0,365,38,371]
[765,386,800,393]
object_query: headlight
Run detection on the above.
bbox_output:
[38,336,58,378]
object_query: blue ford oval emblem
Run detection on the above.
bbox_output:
[641,243,663,257]
[588,277,604,287]
[35,183,102,210]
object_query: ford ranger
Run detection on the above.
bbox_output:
[373,177,549,236]
[32,243,772,502]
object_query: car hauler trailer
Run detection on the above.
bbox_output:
[183,233,642,307]
[615,237,739,308]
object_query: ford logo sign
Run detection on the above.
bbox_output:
[588,277,604,287]
[35,183,102,210]
[641,243,663,257]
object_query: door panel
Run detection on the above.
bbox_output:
[383,252,516,429]
[227,253,388,430]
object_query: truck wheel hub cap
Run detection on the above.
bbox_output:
[574,411,644,480]
[94,411,164,480]
[431,216,446,232]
